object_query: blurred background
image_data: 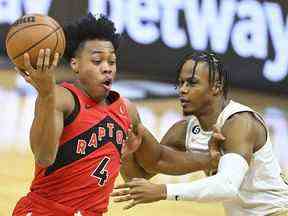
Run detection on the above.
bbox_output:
[0,0,288,215]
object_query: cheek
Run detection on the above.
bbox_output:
[201,95,213,107]
[79,65,101,80]
[188,87,207,100]
[112,65,117,76]
[188,87,213,107]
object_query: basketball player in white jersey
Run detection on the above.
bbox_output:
[113,52,288,215]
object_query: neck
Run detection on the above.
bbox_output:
[74,81,108,105]
[196,98,228,131]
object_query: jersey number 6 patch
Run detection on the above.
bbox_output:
[91,156,111,186]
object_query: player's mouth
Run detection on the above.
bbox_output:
[179,97,190,108]
[101,79,112,91]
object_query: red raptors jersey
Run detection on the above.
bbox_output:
[30,82,131,214]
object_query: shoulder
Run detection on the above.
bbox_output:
[34,85,75,116]
[123,98,140,124]
[223,111,265,137]
[222,111,266,155]
[59,85,79,119]
[55,84,73,99]
[123,98,135,112]
[161,119,188,151]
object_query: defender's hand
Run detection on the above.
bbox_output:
[111,178,166,210]
[121,123,145,158]
[207,126,226,173]
[15,49,60,97]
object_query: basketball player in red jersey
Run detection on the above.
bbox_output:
[12,14,222,216]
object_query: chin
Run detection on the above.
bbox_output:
[182,109,194,116]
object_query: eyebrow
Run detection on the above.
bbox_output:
[181,76,199,81]
[91,50,115,54]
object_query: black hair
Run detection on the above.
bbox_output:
[63,13,121,61]
[176,51,229,98]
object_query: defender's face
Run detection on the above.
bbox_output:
[177,60,214,116]
[73,39,117,100]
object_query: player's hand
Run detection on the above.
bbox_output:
[15,49,60,97]
[207,125,226,173]
[121,123,145,158]
[111,178,166,210]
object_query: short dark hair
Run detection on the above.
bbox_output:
[176,51,229,98]
[63,13,121,61]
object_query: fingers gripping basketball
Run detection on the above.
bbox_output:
[5,14,65,70]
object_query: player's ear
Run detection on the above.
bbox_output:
[70,58,79,74]
[212,81,223,96]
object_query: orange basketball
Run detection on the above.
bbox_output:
[5,14,66,70]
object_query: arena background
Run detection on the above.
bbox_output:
[0,0,287,215]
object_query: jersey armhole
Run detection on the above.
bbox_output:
[185,117,194,152]
[63,89,80,127]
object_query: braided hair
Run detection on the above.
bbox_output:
[176,51,229,98]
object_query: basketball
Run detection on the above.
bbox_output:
[5,14,65,70]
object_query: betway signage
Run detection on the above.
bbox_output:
[0,0,287,92]
[92,0,288,83]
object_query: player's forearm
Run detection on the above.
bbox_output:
[30,94,59,166]
[134,128,211,175]
[148,146,211,175]
[133,128,163,172]
[120,154,155,182]
[165,153,249,202]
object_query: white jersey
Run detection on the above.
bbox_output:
[185,100,288,215]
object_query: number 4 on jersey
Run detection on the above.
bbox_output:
[91,156,110,186]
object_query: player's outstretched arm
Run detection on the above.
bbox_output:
[123,101,223,176]
[160,112,261,201]
[112,112,264,209]
[135,120,220,175]
[17,49,74,167]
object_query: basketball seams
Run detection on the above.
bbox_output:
[55,27,65,57]
[6,15,66,69]
[52,29,59,58]
[48,17,61,29]
[12,26,61,60]
[6,24,55,43]
[49,18,65,54]
[59,29,66,55]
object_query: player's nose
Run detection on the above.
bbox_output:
[101,62,113,75]
[179,83,189,95]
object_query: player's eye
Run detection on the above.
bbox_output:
[92,60,101,65]
[108,60,116,65]
[186,78,198,87]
